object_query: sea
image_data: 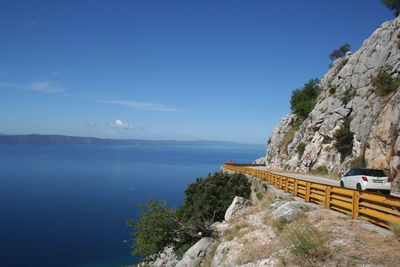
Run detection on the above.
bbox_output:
[0,144,264,267]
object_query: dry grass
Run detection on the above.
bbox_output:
[389,223,400,239]
[283,219,329,266]
[306,209,400,266]
[223,219,252,241]
[200,240,220,267]
[233,240,277,265]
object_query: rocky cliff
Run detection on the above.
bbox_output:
[257,16,400,178]
[139,170,399,267]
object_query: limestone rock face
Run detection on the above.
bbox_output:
[175,237,214,267]
[261,16,400,177]
[224,196,252,221]
[151,247,178,267]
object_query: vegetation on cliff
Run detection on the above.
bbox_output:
[126,171,251,260]
[329,43,350,61]
[381,0,400,16]
[333,117,354,160]
[290,79,320,120]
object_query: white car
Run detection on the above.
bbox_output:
[340,168,392,194]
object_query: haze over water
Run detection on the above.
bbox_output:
[0,144,263,267]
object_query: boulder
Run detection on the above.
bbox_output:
[175,237,213,267]
[269,201,305,222]
[224,196,252,221]
[267,200,288,213]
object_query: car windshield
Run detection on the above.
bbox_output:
[362,169,386,177]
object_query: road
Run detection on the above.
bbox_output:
[249,166,400,198]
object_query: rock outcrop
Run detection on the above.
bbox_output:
[175,237,214,267]
[224,196,252,221]
[258,16,400,178]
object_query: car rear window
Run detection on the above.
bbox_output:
[362,169,386,177]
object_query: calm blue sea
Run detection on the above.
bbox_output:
[0,144,264,267]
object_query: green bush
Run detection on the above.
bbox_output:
[126,198,179,260]
[328,86,336,95]
[297,142,306,158]
[127,172,252,259]
[329,43,350,61]
[256,192,264,200]
[334,118,354,159]
[381,0,400,16]
[314,166,329,175]
[341,87,356,105]
[179,172,251,224]
[262,183,268,191]
[290,79,320,119]
[372,71,400,97]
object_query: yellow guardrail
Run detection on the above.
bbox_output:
[223,163,400,229]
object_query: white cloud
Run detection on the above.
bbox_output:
[110,119,133,129]
[98,100,184,112]
[85,121,97,126]
[0,81,63,93]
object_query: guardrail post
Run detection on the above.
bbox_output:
[325,186,331,209]
[305,182,311,202]
[352,191,360,219]
[293,179,298,196]
[284,177,289,193]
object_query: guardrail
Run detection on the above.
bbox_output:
[223,163,400,229]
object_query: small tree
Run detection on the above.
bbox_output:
[329,43,350,61]
[334,118,354,159]
[127,172,252,259]
[126,198,179,260]
[290,79,320,119]
[381,0,400,16]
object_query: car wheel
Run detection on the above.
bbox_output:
[340,181,344,188]
[356,183,362,191]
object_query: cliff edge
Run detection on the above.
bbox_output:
[256,16,400,180]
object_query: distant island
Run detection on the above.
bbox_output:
[0,134,263,147]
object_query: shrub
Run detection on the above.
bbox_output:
[381,0,400,17]
[341,87,356,105]
[179,172,251,224]
[285,222,328,264]
[314,166,329,175]
[126,198,179,260]
[329,86,336,95]
[297,142,306,158]
[272,217,289,232]
[128,172,252,259]
[262,183,268,191]
[329,43,350,61]
[371,71,400,97]
[290,79,320,119]
[334,118,354,159]
[256,192,264,200]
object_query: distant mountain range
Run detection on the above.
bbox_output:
[0,134,263,147]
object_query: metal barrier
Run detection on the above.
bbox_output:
[223,163,400,229]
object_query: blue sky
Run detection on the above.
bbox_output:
[0,0,394,144]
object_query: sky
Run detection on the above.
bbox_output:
[0,0,395,144]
